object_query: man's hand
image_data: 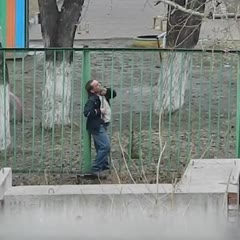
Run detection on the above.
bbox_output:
[100,87,107,96]
[101,108,106,115]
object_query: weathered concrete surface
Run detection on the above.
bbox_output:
[180,159,240,193]
[0,159,239,217]
[0,159,240,239]
[0,168,12,200]
[0,194,229,239]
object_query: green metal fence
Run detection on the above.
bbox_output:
[0,47,239,177]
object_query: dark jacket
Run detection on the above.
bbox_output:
[83,88,117,134]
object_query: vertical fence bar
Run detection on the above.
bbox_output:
[187,52,193,164]
[158,50,164,166]
[147,53,154,164]
[207,53,214,157]
[60,50,66,172]
[128,51,134,165]
[110,50,114,169]
[2,49,8,164]
[236,53,240,158]
[119,53,124,170]
[82,46,91,172]
[40,49,46,171]
[101,51,105,83]
[216,53,223,155]
[31,50,37,171]
[110,51,114,139]
[197,52,204,156]
[21,49,25,165]
[226,55,233,157]
[138,52,144,166]
[69,50,76,171]
[13,50,17,168]
[167,52,174,171]
[79,51,84,171]
[50,50,57,172]
[176,52,184,168]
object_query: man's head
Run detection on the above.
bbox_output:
[85,80,101,95]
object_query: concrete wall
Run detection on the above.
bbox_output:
[0,191,229,239]
[0,159,239,239]
[1,186,226,218]
[0,184,230,240]
[0,168,12,200]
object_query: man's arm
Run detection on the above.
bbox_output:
[83,99,101,118]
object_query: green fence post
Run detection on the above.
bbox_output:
[237,54,240,158]
[82,46,92,172]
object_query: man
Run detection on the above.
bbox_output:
[84,79,116,177]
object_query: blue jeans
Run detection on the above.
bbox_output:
[92,125,110,172]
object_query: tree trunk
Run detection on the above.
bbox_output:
[0,44,10,151]
[38,0,84,128]
[9,91,23,123]
[154,52,191,114]
[154,0,206,113]
[42,61,72,128]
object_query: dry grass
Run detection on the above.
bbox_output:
[5,118,235,186]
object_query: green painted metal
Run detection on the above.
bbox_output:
[1,47,240,53]
[216,54,224,154]
[187,52,193,163]
[21,51,25,164]
[50,51,57,172]
[0,0,6,47]
[197,52,204,156]
[2,51,7,162]
[176,52,185,167]
[0,48,238,177]
[60,50,66,172]
[69,51,76,171]
[13,51,17,168]
[40,50,46,171]
[226,55,234,158]
[128,52,134,164]
[138,52,144,166]
[81,47,92,173]
[147,53,154,164]
[31,51,37,170]
[236,53,240,158]
[25,0,29,48]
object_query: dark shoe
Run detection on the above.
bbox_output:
[102,165,110,171]
[78,172,99,180]
[92,171,108,180]
[79,171,107,180]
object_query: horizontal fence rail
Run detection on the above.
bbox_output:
[0,48,239,181]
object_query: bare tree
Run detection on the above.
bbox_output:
[0,43,10,151]
[153,0,238,114]
[38,0,84,129]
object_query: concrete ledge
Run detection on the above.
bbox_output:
[5,159,239,197]
[1,159,239,222]
[180,159,240,193]
[5,184,173,196]
[0,168,12,200]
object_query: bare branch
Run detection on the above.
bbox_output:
[155,0,205,17]
[154,0,240,19]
